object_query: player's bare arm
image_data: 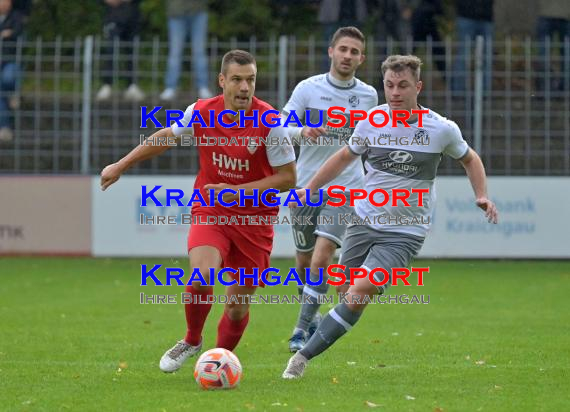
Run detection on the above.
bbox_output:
[100,127,177,191]
[459,148,499,224]
[204,161,297,202]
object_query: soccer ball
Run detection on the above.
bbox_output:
[194,348,242,389]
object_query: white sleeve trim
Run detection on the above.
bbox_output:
[266,125,296,167]
[171,102,196,137]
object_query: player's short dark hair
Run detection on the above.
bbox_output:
[330,26,366,49]
[221,50,256,75]
[381,55,423,82]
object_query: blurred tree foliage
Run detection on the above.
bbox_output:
[26,0,104,38]
[25,0,321,40]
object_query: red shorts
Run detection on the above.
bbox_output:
[187,221,274,288]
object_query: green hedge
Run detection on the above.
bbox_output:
[26,0,320,40]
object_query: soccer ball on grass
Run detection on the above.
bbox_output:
[194,348,242,389]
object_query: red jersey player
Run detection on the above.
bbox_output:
[100,50,296,372]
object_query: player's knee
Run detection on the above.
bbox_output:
[310,247,335,272]
[350,279,378,297]
[188,265,214,291]
[310,241,337,270]
[345,282,377,311]
[345,295,370,312]
[310,256,334,273]
[189,246,222,275]
[224,301,248,320]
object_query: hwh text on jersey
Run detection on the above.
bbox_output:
[212,152,250,172]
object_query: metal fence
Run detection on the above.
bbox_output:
[0,35,568,176]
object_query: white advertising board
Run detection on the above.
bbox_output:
[419,177,569,258]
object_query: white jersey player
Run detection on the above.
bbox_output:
[349,102,469,238]
[282,27,378,352]
[283,54,499,379]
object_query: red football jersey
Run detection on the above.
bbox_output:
[191,95,289,217]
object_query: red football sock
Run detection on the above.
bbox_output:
[183,285,213,346]
[216,311,250,351]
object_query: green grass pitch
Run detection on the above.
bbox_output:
[1,258,569,411]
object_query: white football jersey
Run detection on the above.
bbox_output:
[283,73,378,188]
[349,104,470,237]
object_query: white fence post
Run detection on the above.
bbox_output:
[278,35,288,109]
[473,35,484,155]
[81,35,94,175]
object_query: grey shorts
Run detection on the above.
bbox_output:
[339,223,425,294]
[290,193,353,252]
